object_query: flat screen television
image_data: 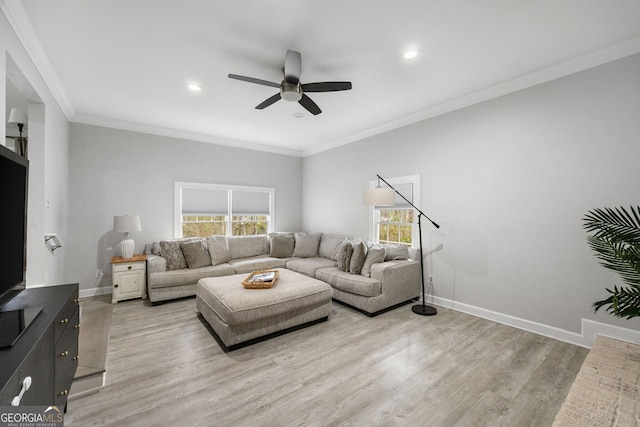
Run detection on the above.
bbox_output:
[0,144,39,348]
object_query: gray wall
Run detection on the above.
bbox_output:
[2,13,70,288]
[302,53,640,334]
[68,123,302,294]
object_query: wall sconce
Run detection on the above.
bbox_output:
[7,108,28,158]
[45,233,63,252]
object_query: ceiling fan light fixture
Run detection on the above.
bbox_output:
[281,83,302,102]
[187,83,203,92]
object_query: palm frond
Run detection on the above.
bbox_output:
[584,205,640,319]
[583,206,640,244]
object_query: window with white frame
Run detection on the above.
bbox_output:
[369,175,420,246]
[175,182,274,238]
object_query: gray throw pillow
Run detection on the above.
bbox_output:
[384,244,410,261]
[360,245,386,277]
[334,240,354,271]
[292,232,321,258]
[180,240,212,269]
[270,233,295,258]
[350,241,367,274]
[160,240,188,270]
[206,235,231,266]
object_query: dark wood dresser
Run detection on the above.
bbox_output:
[0,284,79,410]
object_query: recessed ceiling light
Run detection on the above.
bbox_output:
[293,112,304,118]
[187,83,202,92]
[403,50,418,60]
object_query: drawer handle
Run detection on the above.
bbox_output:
[59,390,68,397]
[73,356,80,361]
[114,284,119,288]
[11,376,32,406]
[60,350,69,357]
[128,266,132,270]
[75,324,80,329]
[74,298,79,304]
[60,318,69,324]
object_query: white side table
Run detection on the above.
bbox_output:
[111,254,147,304]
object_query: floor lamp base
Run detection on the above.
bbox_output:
[412,304,437,316]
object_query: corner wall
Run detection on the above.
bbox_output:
[68,123,303,296]
[1,10,69,288]
[302,53,640,336]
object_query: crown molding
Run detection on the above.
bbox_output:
[303,35,640,157]
[1,0,75,119]
[71,113,303,157]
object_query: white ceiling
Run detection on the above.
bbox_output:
[4,0,640,156]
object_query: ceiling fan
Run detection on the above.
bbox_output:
[228,50,352,115]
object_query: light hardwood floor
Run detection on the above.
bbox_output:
[65,297,587,426]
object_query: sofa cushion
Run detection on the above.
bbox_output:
[334,240,353,271]
[160,239,190,270]
[180,239,212,269]
[269,233,295,258]
[292,232,321,258]
[228,235,270,259]
[384,244,410,261]
[349,241,367,274]
[227,255,287,274]
[316,267,382,297]
[286,257,337,277]
[150,263,235,288]
[319,234,350,260]
[361,245,385,277]
[206,235,231,265]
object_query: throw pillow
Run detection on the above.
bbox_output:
[160,240,188,270]
[180,240,212,269]
[384,244,410,261]
[292,232,321,258]
[334,240,354,271]
[360,245,386,277]
[206,235,231,266]
[350,241,367,274]
[270,233,295,258]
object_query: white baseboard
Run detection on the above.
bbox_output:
[79,286,112,299]
[431,296,640,349]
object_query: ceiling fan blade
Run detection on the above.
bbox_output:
[298,94,321,115]
[255,93,281,110]
[301,81,352,92]
[228,74,280,88]
[284,50,301,85]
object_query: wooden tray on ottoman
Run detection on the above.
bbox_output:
[242,269,279,289]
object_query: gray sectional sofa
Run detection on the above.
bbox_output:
[145,232,421,315]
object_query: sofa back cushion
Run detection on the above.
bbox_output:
[269,233,295,258]
[206,236,231,265]
[360,244,385,277]
[160,238,197,270]
[319,234,351,260]
[334,240,353,271]
[228,235,269,259]
[292,232,321,258]
[180,239,212,269]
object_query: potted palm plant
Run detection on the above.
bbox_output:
[583,206,640,319]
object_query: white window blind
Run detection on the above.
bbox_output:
[182,188,228,215]
[232,191,270,215]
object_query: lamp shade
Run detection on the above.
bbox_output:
[8,108,27,125]
[113,215,142,233]
[364,187,395,206]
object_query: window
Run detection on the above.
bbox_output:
[369,175,420,246]
[175,182,274,238]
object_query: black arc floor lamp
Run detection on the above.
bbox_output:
[364,174,440,316]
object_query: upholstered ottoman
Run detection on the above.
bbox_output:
[196,268,332,349]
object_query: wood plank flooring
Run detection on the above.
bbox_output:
[65,297,587,427]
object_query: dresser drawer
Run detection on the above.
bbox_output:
[113,261,145,274]
[54,289,79,343]
[54,307,79,407]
